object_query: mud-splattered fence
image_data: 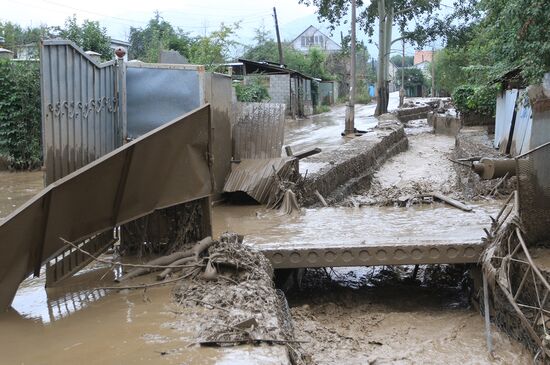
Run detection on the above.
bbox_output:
[232,102,286,160]
[41,40,123,185]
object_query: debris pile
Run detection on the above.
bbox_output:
[172,233,308,364]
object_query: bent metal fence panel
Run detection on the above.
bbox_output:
[0,105,212,311]
[41,40,123,185]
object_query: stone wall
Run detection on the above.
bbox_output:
[394,105,433,123]
[299,117,408,206]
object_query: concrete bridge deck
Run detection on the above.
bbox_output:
[212,201,498,269]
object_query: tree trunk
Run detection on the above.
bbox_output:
[384,6,393,112]
[375,0,387,116]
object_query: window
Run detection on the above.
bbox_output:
[301,36,306,47]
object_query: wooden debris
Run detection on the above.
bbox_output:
[314,190,329,207]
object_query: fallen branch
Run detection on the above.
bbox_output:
[314,189,328,207]
[60,237,201,271]
[116,236,213,282]
[427,192,472,212]
[157,256,197,281]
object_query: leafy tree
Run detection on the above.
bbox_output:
[128,12,190,62]
[54,16,111,60]
[299,0,443,115]
[0,60,42,169]
[395,67,428,89]
[390,55,414,67]
[0,21,51,58]
[187,23,240,68]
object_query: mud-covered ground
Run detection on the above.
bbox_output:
[348,118,460,206]
[288,267,531,365]
[286,116,531,364]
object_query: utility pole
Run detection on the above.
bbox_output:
[344,0,356,136]
[431,46,435,97]
[400,38,405,107]
[273,7,284,66]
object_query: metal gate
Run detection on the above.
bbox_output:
[41,40,123,185]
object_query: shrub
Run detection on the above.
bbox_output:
[452,84,497,117]
[314,104,330,114]
[234,77,270,102]
[0,60,42,170]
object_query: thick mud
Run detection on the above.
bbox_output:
[288,267,531,365]
[0,103,533,364]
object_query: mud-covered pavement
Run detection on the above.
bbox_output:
[0,101,533,364]
[284,93,399,154]
[289,267,530,365]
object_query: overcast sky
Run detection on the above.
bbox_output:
[2,0,455,58]
[2,0,318,40]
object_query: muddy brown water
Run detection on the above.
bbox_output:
[0,172,532,364]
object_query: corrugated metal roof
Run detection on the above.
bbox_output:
[223,158,298,204]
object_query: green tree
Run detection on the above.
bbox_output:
[0,21,51,57]
[390,55,414,67]
[0,60,42,169]
[187,23,240,68]
[55,16,111,60]
[128,12,189,62]
[299,0,443,115]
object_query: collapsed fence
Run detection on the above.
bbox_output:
[482,141,550,362]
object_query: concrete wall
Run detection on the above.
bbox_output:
[268,74,290,106]
[300,118,408,206]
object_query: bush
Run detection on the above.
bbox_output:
[452,84,497,117]
[356,91,371,104]
[0,60,42,170]
[234,77,270,102]
[314,104,330,114]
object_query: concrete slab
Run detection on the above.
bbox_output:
[213,201,500,269]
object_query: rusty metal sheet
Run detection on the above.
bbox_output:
[223,158,297,203]
[0,105,212,310]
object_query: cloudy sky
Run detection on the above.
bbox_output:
[2,0,454,57]
[3,0,317,39]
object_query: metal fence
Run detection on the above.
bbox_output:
[0,105,213,310]
[40,40,123,185]
[232,102,286,160]
[517,141,550,246]
[125,63,204,139]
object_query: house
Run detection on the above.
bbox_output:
[414,50,434,65]
[290,25,341,54]
[0,48,14,60]
[226,59,315,118]
[14,43,38,60]
[414,60,431,78]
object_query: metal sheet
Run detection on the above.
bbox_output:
[232,103,286,160]
[41,40,122,185]
[204,72,233,194]
[0,105,212,310]
[223,158,297,203]
[494,89,519,151]
[126,64,203,139]
[510,92,533,156]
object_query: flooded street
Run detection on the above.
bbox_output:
[284,93,399,154]
[0,103,533,364]
[0,171,43,219]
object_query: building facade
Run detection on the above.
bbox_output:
[290,25,341,54]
